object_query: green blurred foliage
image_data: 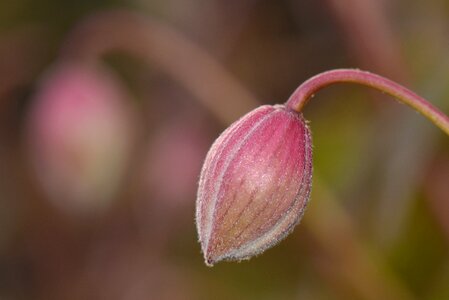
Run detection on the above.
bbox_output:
[0,0,448,299]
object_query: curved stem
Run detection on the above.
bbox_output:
[286,69,449,136]
[61,10,258,125]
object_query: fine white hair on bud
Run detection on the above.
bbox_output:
[196,104,312,266]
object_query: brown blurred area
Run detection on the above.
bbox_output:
[0,0,448,299]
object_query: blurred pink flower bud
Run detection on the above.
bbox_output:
[26,62,134,215]
[140,116,210,209]
[196,104,312,266]
[134,115,211,239]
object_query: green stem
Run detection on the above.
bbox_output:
[286,69,449,136]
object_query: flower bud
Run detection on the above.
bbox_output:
[196,104,312,266]
[26,62,134,215]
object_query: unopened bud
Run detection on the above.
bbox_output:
[196,104,312,266]
[26,62,134,215]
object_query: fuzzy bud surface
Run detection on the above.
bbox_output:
[196,104,312,266]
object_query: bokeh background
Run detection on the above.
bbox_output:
[0,0,449,299]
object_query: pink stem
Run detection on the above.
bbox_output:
[286,69,449,136]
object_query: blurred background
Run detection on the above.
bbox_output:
[0,0,449,299]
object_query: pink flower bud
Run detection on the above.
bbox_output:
[26,62,134,215]
[196,104,312,266]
